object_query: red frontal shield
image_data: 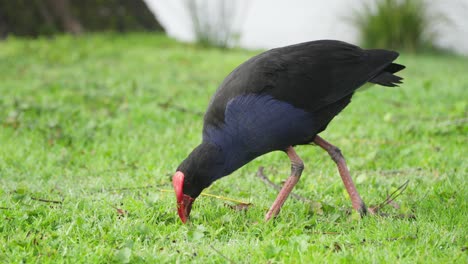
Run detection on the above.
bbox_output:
[172,171,194,223]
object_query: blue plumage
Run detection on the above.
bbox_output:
[203,94,316,176]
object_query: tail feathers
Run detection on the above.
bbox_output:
[384,63,405,73]
[369,63,405,87]
[369,72,403,87]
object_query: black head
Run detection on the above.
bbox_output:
[173,142,225,223]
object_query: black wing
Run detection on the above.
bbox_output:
[205,40,404,127]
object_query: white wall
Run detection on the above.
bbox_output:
[429,0,468,55]
[145,0,468,55]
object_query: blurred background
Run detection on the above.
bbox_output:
[1,0,467,55]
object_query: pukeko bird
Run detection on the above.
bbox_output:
[173,40,405,223]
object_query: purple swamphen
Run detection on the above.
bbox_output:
[173,40,405,223]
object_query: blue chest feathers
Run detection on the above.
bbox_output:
[203,94,316,173]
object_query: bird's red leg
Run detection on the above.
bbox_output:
[265,146,304,221]
[314,135,368,215]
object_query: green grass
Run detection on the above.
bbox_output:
[0,33,467,263]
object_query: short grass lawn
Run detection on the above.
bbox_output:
[0,33,467,263]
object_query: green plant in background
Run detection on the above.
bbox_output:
[352,0,438,52]
[184,0,245,48]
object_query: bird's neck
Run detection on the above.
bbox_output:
[203,125,258,177]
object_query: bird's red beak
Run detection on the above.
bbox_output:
[172,171,194,223]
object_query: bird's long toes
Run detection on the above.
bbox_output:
[358,203,369,217]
